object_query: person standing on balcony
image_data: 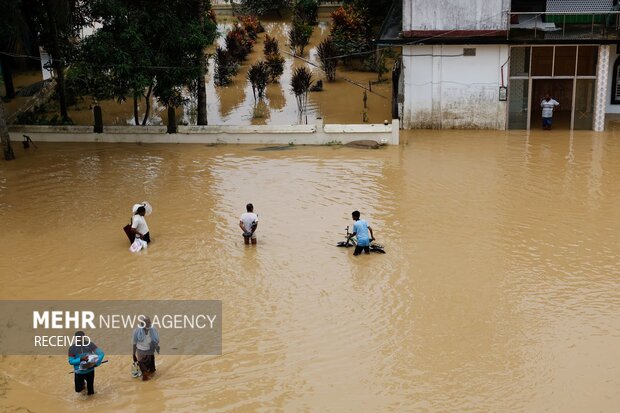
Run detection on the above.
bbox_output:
[541,93,560,130]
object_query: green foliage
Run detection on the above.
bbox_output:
[72,0,217,110]
[236,0,291,16]
[247,61,269,101]
[238,15,264,40]
[316,37,337,81]
[288,20,313,56]
[263,34,279,55]
[293,0,318,25]
[330,4,372,59]
[225,26,254,62]
[343,0,393,25]
[214,47,237,86]
[265,52,285,83]
[290,66,312,121]
[362,51,388,79]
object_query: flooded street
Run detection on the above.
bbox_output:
[0,129,619,412]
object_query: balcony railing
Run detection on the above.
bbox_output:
[507,11,620,41]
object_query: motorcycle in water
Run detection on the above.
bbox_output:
[336,226,386,254]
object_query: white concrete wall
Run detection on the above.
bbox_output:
[605,44,620,114]
[403,0,509,31]
[402,44,509,129]
[8,121,399,145]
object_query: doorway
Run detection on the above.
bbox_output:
[508,45,599,130]
[530,79,573,130]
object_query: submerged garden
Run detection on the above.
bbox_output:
[1,0,396,132]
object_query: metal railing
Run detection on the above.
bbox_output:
[507,11,620,40]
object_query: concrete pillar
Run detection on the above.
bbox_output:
[593,45,610,132]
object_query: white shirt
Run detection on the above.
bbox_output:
[541,99,559,118]
[240,212,258,233]
[136,330,152,351]
[132,214,149,235]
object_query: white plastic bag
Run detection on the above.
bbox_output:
[131,361,142,378]
[130,237,147,253]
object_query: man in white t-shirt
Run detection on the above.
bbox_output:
[541,93,560,130]
[239,203,258,245]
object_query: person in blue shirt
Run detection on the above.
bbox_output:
[348,210,375,256]
[67,331,105,396]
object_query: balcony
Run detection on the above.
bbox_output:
[508,11,620,41]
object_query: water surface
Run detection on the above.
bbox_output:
[0,129,618,412]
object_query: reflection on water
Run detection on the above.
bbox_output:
[0,129,619,412]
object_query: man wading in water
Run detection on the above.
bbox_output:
[68,331,105,395]
[348,210,375,256]
[132,316,160,381]
[239,203,258,245]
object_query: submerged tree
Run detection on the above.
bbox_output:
[28,0,90,123]
[266,52,285,83]
[263,34,279,56]
[196,0,215,125]
[226,26,254,62]
[330,4,372,60]
[290,66,312,123]
[247,61,269,101]
[316,37,337,81]
[214,47,237,86]
[263,35,284,83]
[288,20,312,56]
[72,0,217,125]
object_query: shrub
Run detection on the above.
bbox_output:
[291,66,312,122]
[330,5,372,59]
[247,60,270,101]
[316,37,338,81]
[294,0,318,25]
[215,47,238,86]
[264,34,279,55]
[288,20,313,56]
[226,26,254,62]
[266,52,285,83]
[238,15,265,40]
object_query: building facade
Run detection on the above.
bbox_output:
[381,0,620,131]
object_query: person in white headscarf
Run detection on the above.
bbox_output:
[132,316,160,381]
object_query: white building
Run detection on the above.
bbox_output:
[379,0,620,131]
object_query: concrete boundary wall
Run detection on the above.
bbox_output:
[9,121,399,145]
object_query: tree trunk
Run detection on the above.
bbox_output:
[0,100,16,161]
[0,55,15,99]
[133,94,140,125]
[45,0,69,122]
[142,83,153,126]
[196,0,208,125]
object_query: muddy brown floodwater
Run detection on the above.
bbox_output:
[0,129,619,412]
